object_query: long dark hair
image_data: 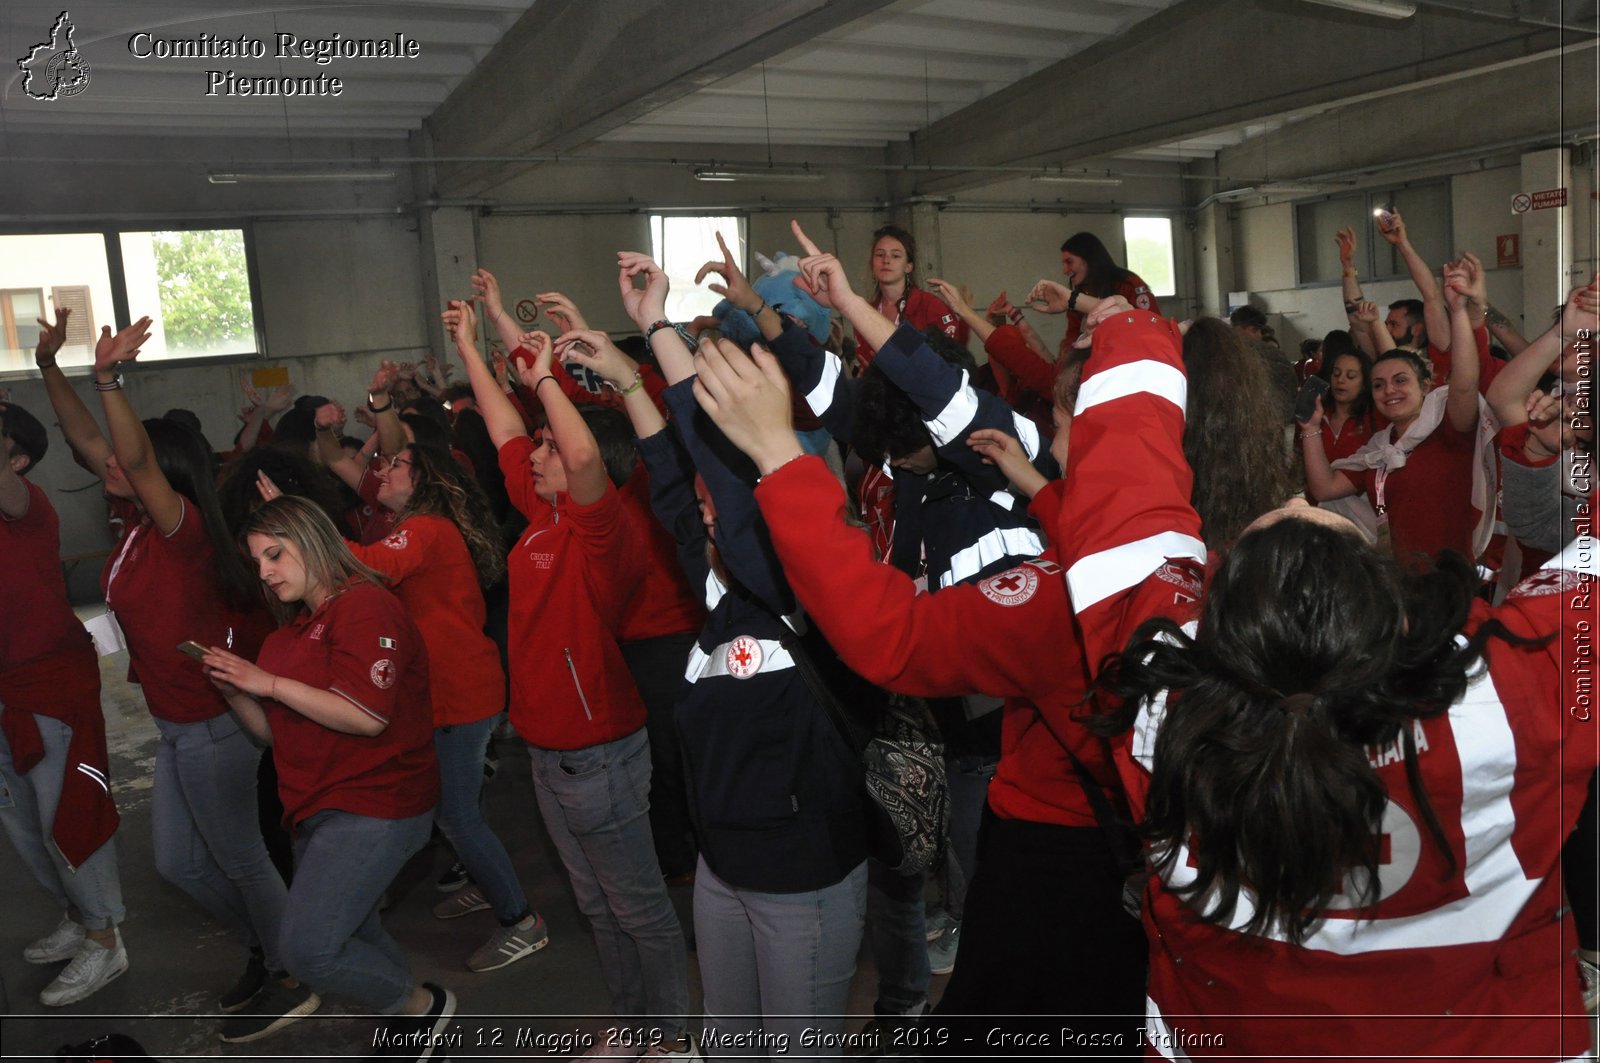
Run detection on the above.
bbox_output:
[1093,525,1520,942]
[1061,231,1131,297]
[144,418,256,611]
[1181,319,1296,550]
[392,444,506,588]
[1317,346,1374,420]
[218,445,353,544]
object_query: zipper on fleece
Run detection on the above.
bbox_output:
[563,648,593,720]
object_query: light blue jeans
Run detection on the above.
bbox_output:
[528,728,688,1035]
[151,713,287,969]
[694,857,868,1061]
[868,860,929,1015]
[435,716,529,924]
[279,807,433,1013]
[0,708,125,929]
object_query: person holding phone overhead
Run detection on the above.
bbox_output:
[36,312,313,1041]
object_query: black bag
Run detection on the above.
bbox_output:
[781,625,950,875]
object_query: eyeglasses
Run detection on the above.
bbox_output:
[386,455,413,471]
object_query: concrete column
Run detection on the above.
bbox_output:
[1519,147,1575,320]
[1192,201,1235,320]
[906,199,946,286]
[416,206,479,360]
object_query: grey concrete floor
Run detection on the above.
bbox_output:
[0,637,942,1061]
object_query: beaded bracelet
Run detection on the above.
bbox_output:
[94,374,124,392]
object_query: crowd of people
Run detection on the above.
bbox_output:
[0,210,1595,1062]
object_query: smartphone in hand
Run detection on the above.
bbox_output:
[177,640,209,661]
[1294,375,1331,425]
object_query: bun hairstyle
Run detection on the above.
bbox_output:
[1091,522,1534,942]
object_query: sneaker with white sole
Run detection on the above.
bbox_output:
[927,922,960,977]
[923,908,956,942]
[641,1032,701,1061]
[467,913,549,972]
[364,982,457,1061]
[219,947,267,1013]
[433,884,491,920]
[25,916,86,965]
[40,931,128,1006]
[435,861,469,893]
[218,979,320,1042]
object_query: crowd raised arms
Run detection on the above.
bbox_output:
[2,208,1597,1063]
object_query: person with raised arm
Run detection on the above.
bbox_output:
[38,313,311,1036]
[851,224,968,371]
[445,297,694,1058]
[1057,291,1597,1062]
[1301,261,1495,568]
[687,311,1144,1044]
[557,266,870,1058]
[0,363,127,1009]
[200,497,454,1060]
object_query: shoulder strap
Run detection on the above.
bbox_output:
[1029,707,1143,876]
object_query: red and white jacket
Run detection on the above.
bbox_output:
[1057,309,1594,1060]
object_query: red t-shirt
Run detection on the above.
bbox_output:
[255,581,438,828]
[1360,419,1480,564]
[1425,325,1498,393]
[102,498,239,724]
[1062,272,1159,353]
[617,466,705,643]
[347,463,396,545]
[348,515,505,727]
[2,481,93,674]
[855,286,970,370]
[1319,408,1383,463]
[498,436,647,749]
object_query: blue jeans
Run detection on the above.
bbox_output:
[435,717,529,924]
[694,857,867,1061]
[0,708,125,929]
[528,728,688,1034]
[867,859,929,1015]
[151,713,288,969]
[940,753,997,920]
[279,807,432,1013]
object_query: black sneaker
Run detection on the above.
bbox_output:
[365,983,458,1060]
[218,979,320,1043]
[435,861,469,893]
[219,947,267,1013]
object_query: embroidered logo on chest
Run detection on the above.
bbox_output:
[308,623,327,641]
[529,551,554,570]
[1155,560,1203,601]
[725,636,763,679]
[978,565,1039,607]
[383,530,409,550]
[1510,567,1588,599]
[370,658,397,689]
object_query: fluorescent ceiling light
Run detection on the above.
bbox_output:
[208,170,396,184]
[1212,182,1323,201]
[1300,0,1416,18]
[691,166,825,183]
[1030,172,1123,187]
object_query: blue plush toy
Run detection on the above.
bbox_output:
[710,250,831,347]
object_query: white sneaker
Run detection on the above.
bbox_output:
[41,931,129,1006]
[25,916,86,964]
[641,1033,701,1061]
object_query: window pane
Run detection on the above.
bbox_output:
[119,229,258,360]
[1379,184,1451,281]
[1123,217,1176,297]
[0,233,111,372]
[650,216,746,323]
[1296,196,1368,285]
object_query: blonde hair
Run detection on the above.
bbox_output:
[243,496,386,623]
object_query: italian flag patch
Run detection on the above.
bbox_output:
[378,636,398,649]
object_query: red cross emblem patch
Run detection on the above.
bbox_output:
[978,565,1039,607]
[1510,567,1586,599]
[370,658,397,689]
[383,530,409,550]
[726,636,762,679]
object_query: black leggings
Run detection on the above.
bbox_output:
[1564,772,1599,951]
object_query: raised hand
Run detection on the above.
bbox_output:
[469,268,506,316]
[369,360,399,397]
[1441,263,1471,312]
[986,290,1016,325]
[397,361,417,381]
[1560,274,1600,340]
[925,278,974,317]
[1335,226,1356,269]
[617,253,670,328]
[966,427,1048,498]
[693,231,759,311]
[94,317,154,372]
[516,330,555,378]
[555,328,639,390]
[1376,207,1407,247]
[34,307,70,366]
[536,292,589,333]
[491,350,511,391]
[1457,251,1490,309]
[1025,279,1073,314]
[441,300,480,353]
[314,402,346,431]
[255,469,284,504]
[1072,295,1133,349]
[1354,300,1380,324]
[789,218,856,310]
[691,336,801,474]
[353,406,377,430]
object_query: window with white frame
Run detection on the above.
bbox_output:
[1123,216,1177,298]
[649,215,747,323]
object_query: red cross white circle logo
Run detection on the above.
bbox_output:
[370,659,397,689]
[726,636,762,679]
[979,566,1039,607]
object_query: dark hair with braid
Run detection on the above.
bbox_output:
[1091,524,1539,943]
[391,443,506,588]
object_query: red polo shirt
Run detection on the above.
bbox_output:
[255,581,438,828]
